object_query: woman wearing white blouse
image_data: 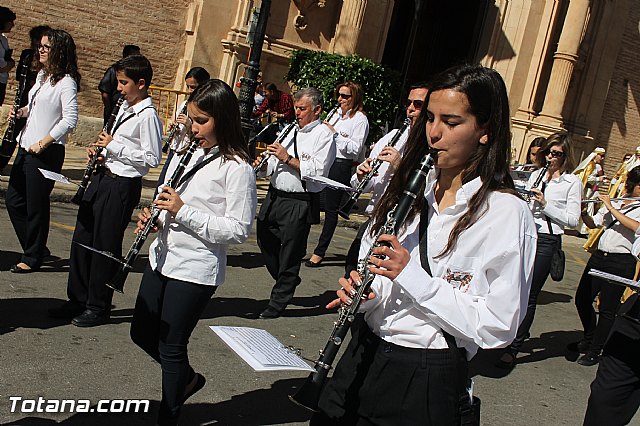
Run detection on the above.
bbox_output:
[130,79,257,426]
[312,64,536,425]
[6,29,79,273]
[307,81,369,267]
[498,133,583,369]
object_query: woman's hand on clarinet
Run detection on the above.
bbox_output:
[85,147,104,163]
[155,187,184,217]
[368,234,410,280]
[95,131,113,148]
[377,146,402,170]
[530,188,547,208]
[326,270,376,310]
[356,158,373,181]
[9,107,26,120]
[175,113,190,126]
[135,207,158,234]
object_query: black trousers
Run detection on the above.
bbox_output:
[6,145,65,268]
[575,250,635,354]
[66,171,141,313]
[312,318,468,426]
[584,313,640,425]
[257,188,312,311]
[313,158,353,258]
[509,233,560,353]
[130,265,216,425]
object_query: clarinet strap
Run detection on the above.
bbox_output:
[175,146,222,188]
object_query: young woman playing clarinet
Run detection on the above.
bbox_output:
[129,79,257,426]
[311,64,536,425]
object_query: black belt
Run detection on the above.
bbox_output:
[98,167,139,181]
[268,185,312,201]
[334,158,353,164]
[365,325,466,362]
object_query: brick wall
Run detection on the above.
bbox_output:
[1,0,190,118]
[595,1,640,176]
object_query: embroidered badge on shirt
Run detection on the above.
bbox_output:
[300,152,311,161]
[443,268,473,293]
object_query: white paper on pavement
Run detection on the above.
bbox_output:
[38,168,78,186]
[588,268,640,289]
[210,326,314,372]
[302,175,356,192]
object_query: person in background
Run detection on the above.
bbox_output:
[98,44,140,124]
[0,6,16,105]
[5,28,80,273]
[251,82,295,145]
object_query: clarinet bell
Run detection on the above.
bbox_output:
[289,372,323,412]
[70,187,85,206]
[338,198,356,220]
[106,264,131,293]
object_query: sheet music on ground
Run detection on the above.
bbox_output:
[210,326,314,372]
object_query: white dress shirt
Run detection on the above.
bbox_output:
[329,109,369,160]
[359,172,537,359]
[350,127,409,215]
[528,169,582,234]
[150,150,257,286]
[260,119,336,193]
[18,70,78,148]
[594,201,640,254]
[103,97,163,177]
[632,226,640,259]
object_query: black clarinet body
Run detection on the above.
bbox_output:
[107,138,202,293]
[162,103,189,153]
[522,161,550,202]
[290,149,438,412]
[338,118,411,219]
[71,97,125,205]
[0,62,29,167]
[253,122,297,174]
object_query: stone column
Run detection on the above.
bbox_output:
[332,0,368,55]
[537,0,590,125]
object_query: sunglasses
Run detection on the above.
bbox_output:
[337,93,352,99]
[37,44,51,52]
[546,150,565,158]
[405,99,424,109]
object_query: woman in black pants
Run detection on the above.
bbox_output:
[306,81,369,267]
[497,132,582,369]
[129,79,257,426]
[6,28,79,273]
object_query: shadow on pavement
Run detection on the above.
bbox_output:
[538,289,573,305]
[226,252,265,269]
[3,378,312,425]
[0,298,76,335]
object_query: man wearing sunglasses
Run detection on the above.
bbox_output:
[343,82,428,276]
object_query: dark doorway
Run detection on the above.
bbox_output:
[381,0,490,86]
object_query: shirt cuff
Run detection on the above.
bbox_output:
[393,257,439,303]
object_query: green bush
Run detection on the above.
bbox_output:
[286,49,401,144]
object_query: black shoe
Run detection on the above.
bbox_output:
[304,259,322,268]
[48,301,85,319]
[259,306,283,319]
[567,339,591,354]
[495,351,517,369]
[72,310,110,327]
[10,264,37,274]
[577,352,600,366]
[183,373,206,404]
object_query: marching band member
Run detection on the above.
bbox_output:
[130,79,257,426]
[497,133,582,369]
[312,64,536,425]
[572,167,640,366]
[306,81,369,268]
[254,87,336,319]
[344,82,428,276]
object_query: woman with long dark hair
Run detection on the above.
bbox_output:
[312,64,536,425]
[6,28,80,273]
[497,132,582,369]
[130,79,257,426]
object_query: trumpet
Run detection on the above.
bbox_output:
[338,118,411,219]
[106,138,203,293]
[161,103,188,153]
[253,122,297,175]
[290,148,438,412]
[71,97,125,205]
[0,61,29,169]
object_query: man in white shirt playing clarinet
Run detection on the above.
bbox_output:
[254,87,336,319]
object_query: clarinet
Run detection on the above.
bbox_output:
[253,122,297,174]
[71,97,125,205]
[0,62,29,165]
[338,117,412,219]
[521,161,550,202]
[290,148,438,412]
[324,103,339,123]
[161,103,188,153]
[107,138,202,293]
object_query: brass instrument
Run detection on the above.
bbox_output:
[71,97,125,205]
[107,138,204,293]
[253,122,297,175]
[161,103,189,153]
[290,149,438,412]
[0,61,29,169]
[338,118,411,219]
